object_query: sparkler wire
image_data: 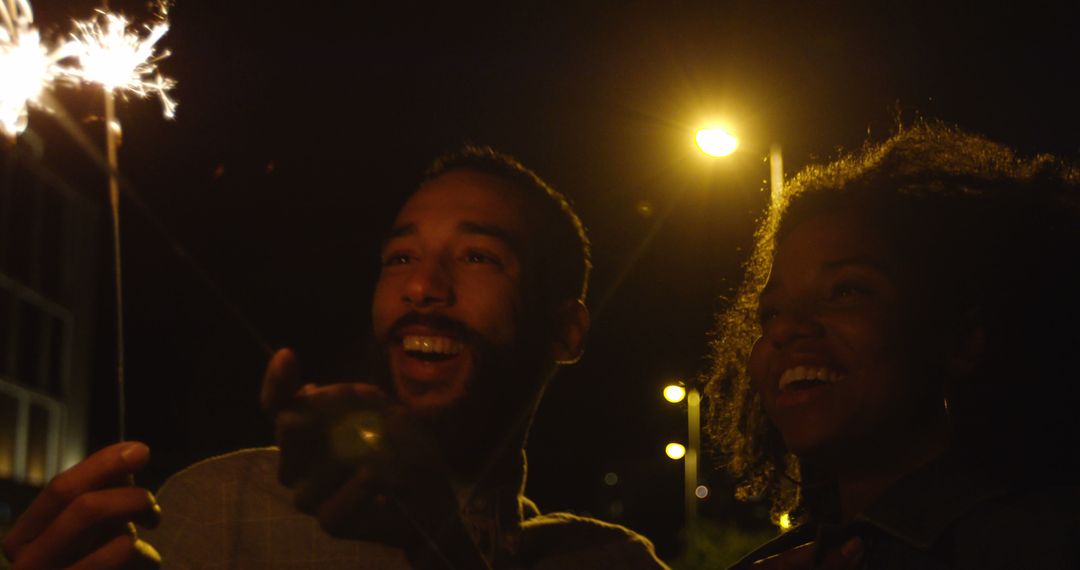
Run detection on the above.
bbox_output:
[37,89,273,356]
[104,88,126,442]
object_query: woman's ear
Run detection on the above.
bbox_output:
[551,299,590,364]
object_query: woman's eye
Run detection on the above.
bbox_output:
[758,306,779,324]
[830,281,871,299]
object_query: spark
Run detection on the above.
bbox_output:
[66,10,176,118]
[0,0,76,139]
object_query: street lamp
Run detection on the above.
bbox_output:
[694,125,784,203]
[695,127,739,157]
[663,382,702,533]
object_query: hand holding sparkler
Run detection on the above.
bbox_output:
[0,441,162,569]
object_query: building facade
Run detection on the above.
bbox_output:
[1,140,98,523]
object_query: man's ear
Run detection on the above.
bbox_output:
[551,299,589,365]
[947,325,985,378]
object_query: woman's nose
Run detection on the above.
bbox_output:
[764,308,824,347]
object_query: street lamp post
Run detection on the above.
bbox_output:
[769,143,784,203]
[664,383,701,534]
[695,125,784,203]
[684,387,701,532]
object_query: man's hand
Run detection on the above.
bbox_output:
[1,442,162,569]
[260,348,460,545]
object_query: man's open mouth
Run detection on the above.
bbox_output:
[402,334,465,362]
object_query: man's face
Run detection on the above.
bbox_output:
[372,170,530,413]
[748,208,937,459]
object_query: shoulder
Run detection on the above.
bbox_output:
[946,484,1080,569]
[143,448,409,569]
[518,509,669,569]
[726,525,815,570]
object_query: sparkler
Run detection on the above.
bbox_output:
[65,11,176,119]
[63,7,177,442]
[0,0,75,140]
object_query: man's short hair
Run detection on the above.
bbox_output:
[421,144,592,307]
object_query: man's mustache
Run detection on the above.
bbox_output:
[386,312,481,345]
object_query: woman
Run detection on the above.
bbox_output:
[704,123,1080,569]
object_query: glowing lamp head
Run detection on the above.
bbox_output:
[778,512,793,530]
[663,384,687,403]
[665,442,687,460]
[695,127,739,158]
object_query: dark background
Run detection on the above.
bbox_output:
[11,0,1080,562]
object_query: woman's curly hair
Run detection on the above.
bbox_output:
[702,121,1080,524]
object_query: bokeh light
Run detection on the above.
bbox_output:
[663,384,687,403]
[665,442,686,460]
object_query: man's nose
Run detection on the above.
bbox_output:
[765,307,824,347]
[402,258,454,307]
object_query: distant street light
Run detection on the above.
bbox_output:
[665,442,687,460]
[663,384,687,403]
[695,127,739,157]
[662,383,702,533]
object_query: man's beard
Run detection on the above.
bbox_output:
[369,312,555,471]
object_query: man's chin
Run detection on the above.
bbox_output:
[394,376,470,415]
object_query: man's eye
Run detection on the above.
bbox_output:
[464,251,503,267]
[382,253,412,266]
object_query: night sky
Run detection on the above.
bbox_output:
[11,0,1080,559]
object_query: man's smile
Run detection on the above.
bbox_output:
[392,324,472,383]
[402,335,465,359]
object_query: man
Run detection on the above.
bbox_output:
[2,146,666,569]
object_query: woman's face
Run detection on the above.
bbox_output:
[749,208,940,460]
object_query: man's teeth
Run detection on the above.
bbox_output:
[402,335,463,355]
[778,366,844,391]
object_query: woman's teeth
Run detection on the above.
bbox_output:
[402,335,463,356]
[778,366,844,391]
